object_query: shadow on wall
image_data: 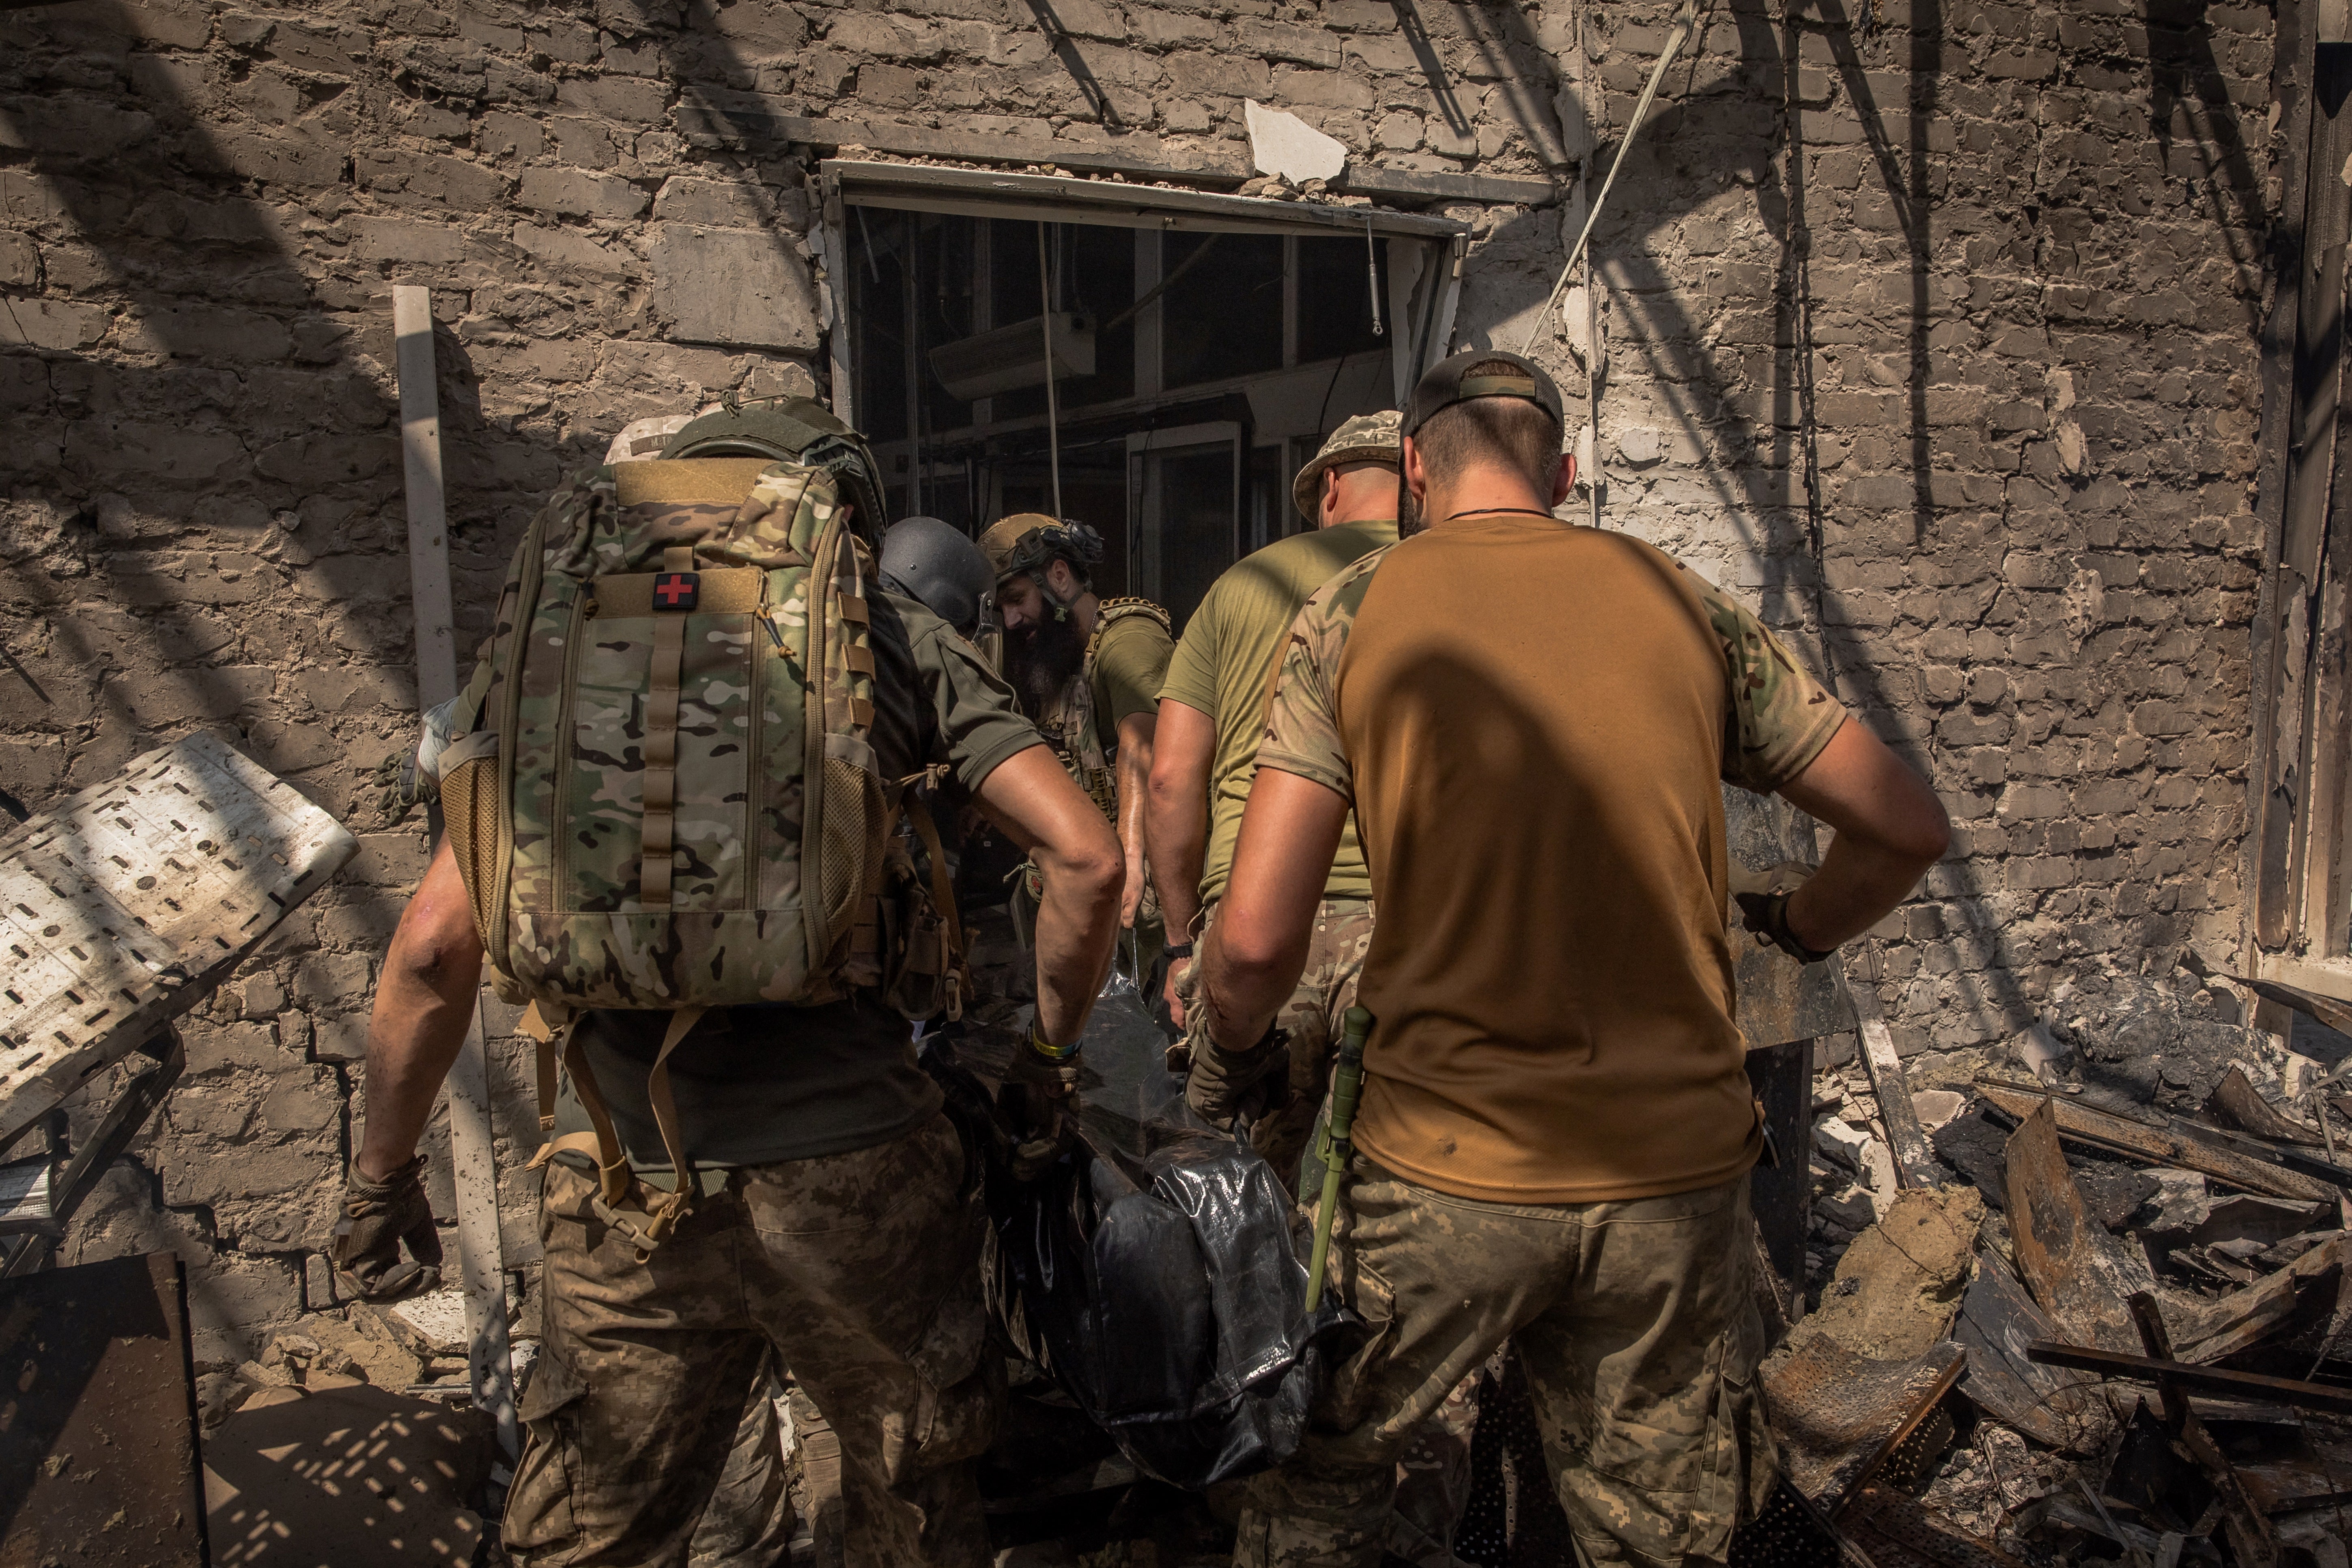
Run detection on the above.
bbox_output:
[0,0,821,1352]
[1459,0,2267,1054]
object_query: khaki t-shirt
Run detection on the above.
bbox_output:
[1089,611,1173,749]
[1158,518,1397,905]
[1257,517,1846,1204]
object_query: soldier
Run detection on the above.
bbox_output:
[979,514,1173,959]
[1190,353,1951,1568]
[337,400,1125,1568]
[1147,413,1401,1185]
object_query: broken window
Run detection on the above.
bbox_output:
[823,161,1462,629]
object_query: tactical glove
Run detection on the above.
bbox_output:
[1185,1022,1291,1129]
[330,1155,445,1301]
[1734,888,1837,966]
[1002,1034,1082,1182]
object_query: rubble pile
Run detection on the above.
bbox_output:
[1766,959,2352,1568]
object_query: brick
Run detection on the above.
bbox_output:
[511,222,635,277]
[649,226,818,352]
[197,130,347,187]
[130,304,294,362]
[0,95,154,159]
[518,166,649,220]
[477,110,545,160]
[554,73,669,124]
[351,217,469,265]
[0,297,110,351]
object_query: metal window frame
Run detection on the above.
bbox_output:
[819,160,1469,430]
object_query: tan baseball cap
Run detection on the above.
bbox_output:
[1291,410,1403,522]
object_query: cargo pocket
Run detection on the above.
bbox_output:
[902,1281,1002,1471]
[504,1350,590,1559]
[1321,1218,1399,1436]
[1704,1299,1778,1549]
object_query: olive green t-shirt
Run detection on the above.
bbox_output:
[1158,519,1396,905]
[1089,611,1173,749]
[551,593,1042,1177]
[1258,519,1847,1205]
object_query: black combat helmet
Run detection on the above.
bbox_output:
[879,517,994,636]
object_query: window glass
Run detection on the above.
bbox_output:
[1162,232,1283,389]
[1298,233,1390,365]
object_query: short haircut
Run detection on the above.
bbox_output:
[1411,357,1562,492]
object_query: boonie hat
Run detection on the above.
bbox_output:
[1290,410,1403,522]
[1401,349,1565,439]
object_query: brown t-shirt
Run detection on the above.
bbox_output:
[1257,516,1846,1204]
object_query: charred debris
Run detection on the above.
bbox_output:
[1736,958,2352,1568]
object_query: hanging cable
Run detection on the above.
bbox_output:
[1514,0,1699,356]
[1038,221,1063,518]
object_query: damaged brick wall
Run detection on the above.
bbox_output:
[1449,0,2272,1070]
[0,0,2276,1368]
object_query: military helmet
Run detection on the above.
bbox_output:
[662,394,889,545]
[879,517,994,634]
[977,514,1105,587]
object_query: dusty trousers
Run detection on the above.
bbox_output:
[1180,896,1375,1192]
[1235,1164,1774,1568]
[503,1113,1001,1568]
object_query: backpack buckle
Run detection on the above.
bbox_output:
[590,1185,692,1258]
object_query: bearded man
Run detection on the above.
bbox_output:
[979,516,1173,963]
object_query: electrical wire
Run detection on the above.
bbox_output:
[1039,221,1062,518]
[1514,0,1700,356]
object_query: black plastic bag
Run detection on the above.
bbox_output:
[928,973,1355,1490]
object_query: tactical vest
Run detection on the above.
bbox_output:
[1039,596,1170,819]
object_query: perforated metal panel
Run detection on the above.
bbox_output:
[0,733,357,1151]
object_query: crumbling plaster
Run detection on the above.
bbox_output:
[0,0,2275,1364]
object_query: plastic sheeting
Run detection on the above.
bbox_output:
[929,972,1355,1490]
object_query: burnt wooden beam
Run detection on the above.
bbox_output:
[1975,1080,2343,1203]
[2025,1340,2352,1415]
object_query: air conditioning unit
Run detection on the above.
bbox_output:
[928,313,1095,401]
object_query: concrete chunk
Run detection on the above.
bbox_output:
[650,226,818,352]
[1245,99,1347,184]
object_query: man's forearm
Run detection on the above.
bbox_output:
[1195,770,1350,1054]
[974,746,1124,1048]
[353,838,488,1181]
[1785,834,1938,953]
[1199,926,1310,1054]
[1032,841,1122,1044]
[355,935,482,1180]
[1772,719,1950,955]
[1116,742,1151,921]
[1145,774,1207,942]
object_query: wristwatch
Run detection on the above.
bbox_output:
[1162,942,1194,960]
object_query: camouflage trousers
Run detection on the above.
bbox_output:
[1179,897,1375,1193]
[685,1354,794,1568]
[504,1114,1001,1568]
[1236,1165,1775,1568]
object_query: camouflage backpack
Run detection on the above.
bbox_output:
[433,400,957,1250]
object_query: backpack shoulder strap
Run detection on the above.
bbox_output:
[903,794,968,1021]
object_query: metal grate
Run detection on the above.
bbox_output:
[0,733,355,1151]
